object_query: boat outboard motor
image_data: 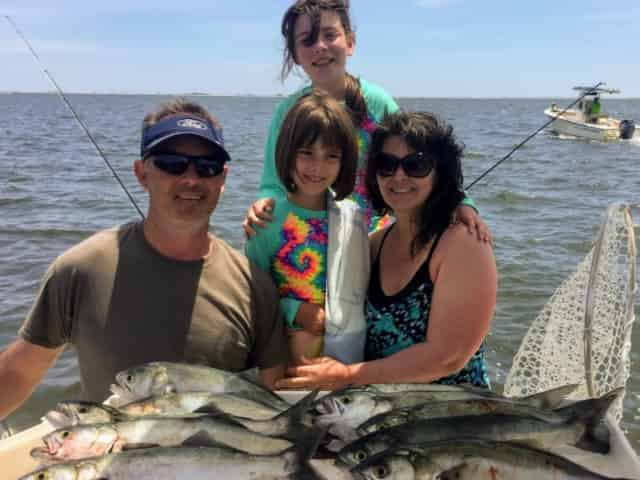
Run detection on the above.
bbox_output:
[619,120,636,140]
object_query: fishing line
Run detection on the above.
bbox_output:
[5,15,145,219]
[465,81,604,190]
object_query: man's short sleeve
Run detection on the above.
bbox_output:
[19,261,72,348]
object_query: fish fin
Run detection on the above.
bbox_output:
[192,403,225,415]
[29,447,54,461]
[232,371,290,408]
[151,370,172,394]
[520,384,580,409]
[181,430,226,448]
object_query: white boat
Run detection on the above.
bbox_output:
[544,86,638,141]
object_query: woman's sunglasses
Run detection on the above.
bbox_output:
[375,152,434,178]
[149,152,226,178]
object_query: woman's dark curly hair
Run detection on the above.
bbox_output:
[365,111,465,255]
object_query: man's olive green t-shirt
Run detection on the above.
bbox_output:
[19,222,288,401]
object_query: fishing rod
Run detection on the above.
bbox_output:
[5,15,145,219]
[465,81,604,190]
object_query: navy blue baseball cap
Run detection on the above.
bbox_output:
[140,113,231,161]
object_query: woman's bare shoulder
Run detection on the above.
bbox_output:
[436,223,495,263]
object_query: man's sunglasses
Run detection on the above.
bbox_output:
[375,151,434,178]
[148,152,226,178]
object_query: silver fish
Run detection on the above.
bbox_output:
[313,383,578,441]
[119,391,284,420]
[31,416,294,461]
[338,390,618,467]
[352,439,625,480]
[22,444,323,480]
[110,361,289,410]
[355,383,578,408]
[356,396,571,437]
[44,401,130,428]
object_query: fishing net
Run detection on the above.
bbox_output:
[505,203,637,424]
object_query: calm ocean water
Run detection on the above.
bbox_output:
[1,93,639,449]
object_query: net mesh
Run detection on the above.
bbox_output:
[504,203,637,424]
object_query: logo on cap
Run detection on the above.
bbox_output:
[177,118,207,130]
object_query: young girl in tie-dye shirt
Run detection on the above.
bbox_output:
[246,92,362,365]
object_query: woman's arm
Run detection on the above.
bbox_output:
[354,225,496,384]
[276,225,497,389]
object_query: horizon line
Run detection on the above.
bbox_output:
[2,90,639,100]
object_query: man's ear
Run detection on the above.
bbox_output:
[219,164,229,195]
[134,159,148,190]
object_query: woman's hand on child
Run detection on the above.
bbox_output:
[295,303,326,336]
[243,198,275,238]
[275,356,353,391]
[453,204,493,245]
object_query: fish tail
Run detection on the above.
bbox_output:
[284,424,329,478]
[274,389,320,439]
[560,387,623,453]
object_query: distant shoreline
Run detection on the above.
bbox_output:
[1,91,638,100]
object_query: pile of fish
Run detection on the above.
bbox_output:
[18,361,633,479]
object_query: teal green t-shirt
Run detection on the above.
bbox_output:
[245,194,329,328]
[259,77,476,233]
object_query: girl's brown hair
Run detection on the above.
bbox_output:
[276,92,358,201]
[280,0,367,126]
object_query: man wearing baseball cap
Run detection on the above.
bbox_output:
[0,99,287,417]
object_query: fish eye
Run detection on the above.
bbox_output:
[375,465,390,478]
[37,473,47,480]
[126,374,133,383]
[78,407,88,413]
[61,431,70,438]
[355,450,368,462]
[342,395,352,404]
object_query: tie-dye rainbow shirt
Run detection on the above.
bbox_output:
[245,200,330,326]
[273,212,328,306]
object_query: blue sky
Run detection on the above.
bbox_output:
[2,0,639,97]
